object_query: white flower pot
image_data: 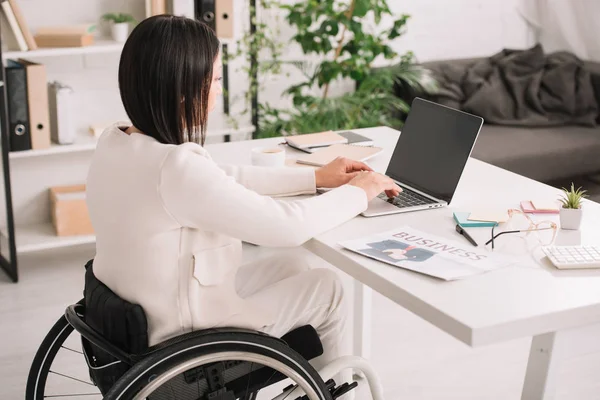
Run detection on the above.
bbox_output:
[559,207,583,230]
[111,23,130,42]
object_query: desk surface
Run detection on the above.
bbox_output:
[207,127,600,347]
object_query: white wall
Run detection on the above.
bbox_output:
[387,0,533,62]
[520,0,600,61]
[0,0,532,229]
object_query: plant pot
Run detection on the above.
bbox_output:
[111,22,129,42]
[559,207,583,230]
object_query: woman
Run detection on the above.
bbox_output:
[86,15,400,373]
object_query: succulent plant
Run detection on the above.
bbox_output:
[559,183,588,209]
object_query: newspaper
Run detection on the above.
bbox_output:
[339,226,513,281]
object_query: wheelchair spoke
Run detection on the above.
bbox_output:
[260,370,279,393]
[49,370,95,386]
[60,345,83,355]
[44,394,101,398]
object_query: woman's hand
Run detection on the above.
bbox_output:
[348,171,402,201]
[314,157,373,188]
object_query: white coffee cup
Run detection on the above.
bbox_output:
[251,146,286,167]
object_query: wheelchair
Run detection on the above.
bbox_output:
[26,261,384,399]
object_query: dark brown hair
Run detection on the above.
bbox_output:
[118,15,220,145]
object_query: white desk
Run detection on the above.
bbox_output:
[207,127,600,400]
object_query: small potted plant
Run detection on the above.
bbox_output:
[102,13,136,43]
[558,183,588,230]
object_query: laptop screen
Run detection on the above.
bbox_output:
[385,98,483,203]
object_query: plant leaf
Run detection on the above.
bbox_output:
[353,0,370,18]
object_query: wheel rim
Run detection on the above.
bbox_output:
[132,351,322,400]
[32,322,73,399]
[27,317,102,400]
[30,319,328,400]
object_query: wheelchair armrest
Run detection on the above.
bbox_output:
[65,303,134,365]
[281,325,323,360]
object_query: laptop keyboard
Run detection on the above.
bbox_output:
[378,188,437,208]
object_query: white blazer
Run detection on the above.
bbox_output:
[86,124,368,345]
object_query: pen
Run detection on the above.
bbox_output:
[455,224,478,247]
[281,142,314,154]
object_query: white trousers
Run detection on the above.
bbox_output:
[235,253,352,383]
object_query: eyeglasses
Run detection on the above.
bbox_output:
[485,209,558,250]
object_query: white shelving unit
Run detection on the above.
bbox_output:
[9,135,98,159]
[2,39,124,59]
[3,37,234,60]
[1,223,95,254]
[8,126,254,161]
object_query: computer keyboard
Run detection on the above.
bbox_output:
[378,189,436,208]
[542,245,600,269]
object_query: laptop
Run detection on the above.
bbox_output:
[362,98,484,217]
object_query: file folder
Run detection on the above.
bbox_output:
[5,59,31,152]
[19,59,51,150]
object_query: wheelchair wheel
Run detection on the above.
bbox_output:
[26,314,102,400]
[105,330,333,400]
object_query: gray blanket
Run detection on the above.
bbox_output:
[435,45,599,127]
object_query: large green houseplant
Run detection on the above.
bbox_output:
[258,0,435,137]
[229,0,434,138]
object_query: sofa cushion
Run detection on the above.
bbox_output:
[472,124,600,182]
[421,58,600,121]
[584,61,600,122]
[418,59,478,109]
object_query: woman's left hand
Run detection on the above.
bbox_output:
[315,157,373,188]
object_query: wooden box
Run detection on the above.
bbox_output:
[34,33,94,48]
[50,184,94,236]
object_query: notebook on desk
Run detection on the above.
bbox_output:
[295,144,383,167]
[520,200,560,214]
[285,131,347,151]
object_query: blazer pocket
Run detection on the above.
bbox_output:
[192,244,235,286]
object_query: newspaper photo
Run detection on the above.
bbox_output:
[339,226,514,281]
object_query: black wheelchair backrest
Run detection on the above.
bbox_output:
[83,260,149,355]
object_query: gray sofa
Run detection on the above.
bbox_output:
[397,58,600,183]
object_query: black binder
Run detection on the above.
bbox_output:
[195,0,216,31]
[5,60,31,152]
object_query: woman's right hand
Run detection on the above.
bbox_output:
[348,171,402,201]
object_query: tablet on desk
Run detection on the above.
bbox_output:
[338,131,374,146]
